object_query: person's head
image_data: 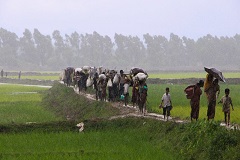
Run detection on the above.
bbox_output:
[166,87,170,94]
[120,70,124,75]
[225,88,230,96]
[198,80,204,87]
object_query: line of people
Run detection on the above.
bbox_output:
[63,67,234,125]
[185,74,234,126]
[63,67,149,115]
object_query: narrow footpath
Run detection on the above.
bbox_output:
[73,86,239,130]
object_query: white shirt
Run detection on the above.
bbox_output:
[162,93,171,108]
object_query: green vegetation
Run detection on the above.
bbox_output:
[1,82,240,159]
[0,119,178,160]
[148,72,240,79]
[7,75,59,81]
[42,82,119,121]
[146,84,240,124]
[0,118,240,160]
[0,84,62,124]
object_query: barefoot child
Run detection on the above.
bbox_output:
[218,88,234,126]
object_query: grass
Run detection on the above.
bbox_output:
[1,83,240,160]
[0,117,240,160]
[7,75,59,80]
[148,72,240,79]
[0,84,62,124]
[146,84,240,124]
[0,129,177,160]
[42,82,119,121]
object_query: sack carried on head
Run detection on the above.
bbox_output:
[135,72,148,81]
[184,85,195,99]
[99,74,106,80]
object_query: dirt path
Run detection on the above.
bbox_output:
[73,86,187,124]
[72,86,240,130]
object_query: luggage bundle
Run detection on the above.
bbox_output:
[99,74,106,80]
[135,72,148,81]
[130,67,148,81]
[184,85,195,99]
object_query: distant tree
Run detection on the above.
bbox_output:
[114,34,129,68]
[19,29,37,65]
[0,28,19,67]
[196,34,218,67]
[52,30,73,68]
[114,34,145,69]
[182,36,197,66]
[80,31,114,67]
[233,34,240,66]
[127,35,146,68]
[167,33,185,66]
[101,35,114,67]
[143,34,168,69]
[33,29,53,67]
[65,31,81,66]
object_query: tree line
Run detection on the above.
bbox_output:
[0,27,240,71]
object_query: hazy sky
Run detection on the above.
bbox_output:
[0,0,239,39]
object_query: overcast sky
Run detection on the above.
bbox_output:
[0,0,240,40]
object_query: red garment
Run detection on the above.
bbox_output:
[190,84,202,119]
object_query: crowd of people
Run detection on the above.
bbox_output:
[61,66,149,115]
[61,67,234,125]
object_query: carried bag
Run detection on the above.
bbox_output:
[86,78,93,87]
[107,79,113,87]
[113,74,119,84]
[184,85,195,99]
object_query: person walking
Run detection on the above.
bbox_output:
[93,72,99,100]
[107,72,114,102]
[159,87,172,121]
[123,77,130,106]
[138,79,148,115]
[1,69,3,78]
[218,88,234,126]
[189,80,204,121]
[205,78,220,120]
[131,78,139,108]
[119,70,126,99]
[18,71,21,80]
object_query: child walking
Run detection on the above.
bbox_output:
[159,87,172,121]
[218,88,234,126]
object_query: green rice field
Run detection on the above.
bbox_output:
[0,84,179,159]
[0,84,62,124]
[0,129,178,160]
[0,81,240,159]
[148,72,240,79]
[146,84,240,124]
